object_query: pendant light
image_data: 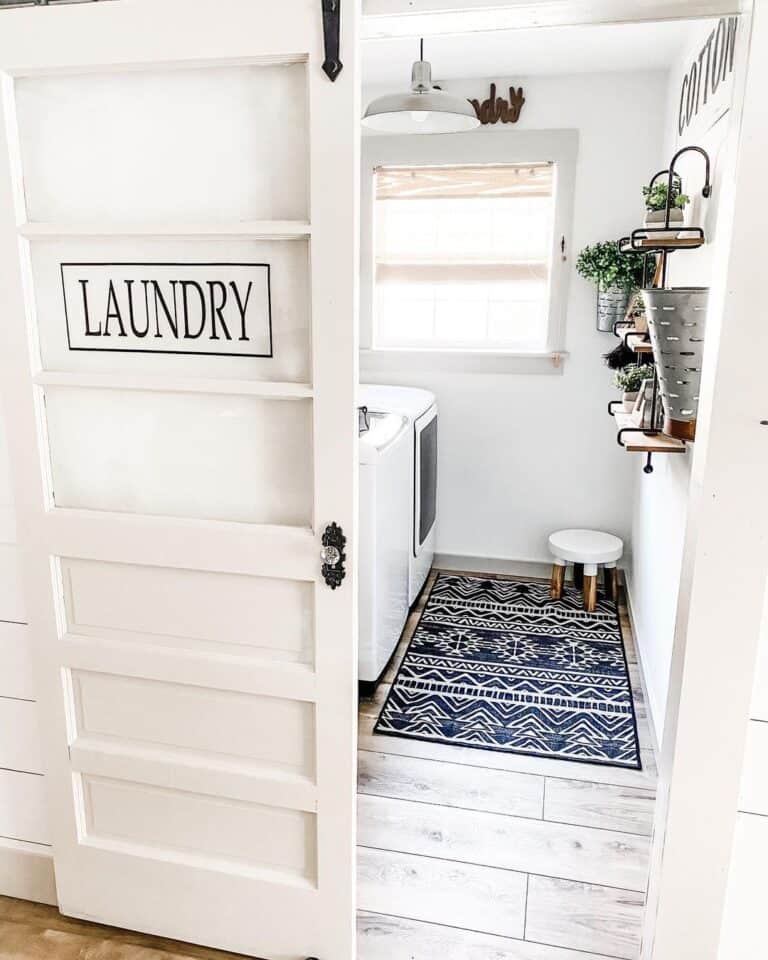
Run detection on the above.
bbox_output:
[362,39,480,134]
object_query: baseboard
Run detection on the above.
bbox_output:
[623,571,661,759]
[433,552,625,582]
[0,837,57,905]
[434,553,553,580]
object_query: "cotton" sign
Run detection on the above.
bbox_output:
[61,262,272,357]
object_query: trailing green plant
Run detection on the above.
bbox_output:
[643,179,690,213]
[576,241,645,290]
[613,363,650,393]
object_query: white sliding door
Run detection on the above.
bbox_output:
[0,2,359,958]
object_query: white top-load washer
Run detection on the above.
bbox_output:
[358,409,411,688]
[360,385,438,607]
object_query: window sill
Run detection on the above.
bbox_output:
[360,348,568,376]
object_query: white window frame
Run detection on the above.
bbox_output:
[360,128,578,374]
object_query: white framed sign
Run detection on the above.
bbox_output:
[60,262,272,358]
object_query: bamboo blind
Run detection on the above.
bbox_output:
[375,162,553,201]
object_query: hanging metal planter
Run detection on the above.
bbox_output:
[642,287,708,441]
[596,284,632,333]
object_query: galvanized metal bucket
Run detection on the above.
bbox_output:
[641,287,709,442]
[596,285,631,333]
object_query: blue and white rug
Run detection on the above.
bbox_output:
[374,574,641,769]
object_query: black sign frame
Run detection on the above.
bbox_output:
[60,261,274,359]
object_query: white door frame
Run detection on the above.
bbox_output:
[643,1,768,957]
[362,2,766,959]
[362,0,741,37]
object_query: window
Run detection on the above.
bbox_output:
[373,162,556,353]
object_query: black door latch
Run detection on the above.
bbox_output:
[321,0,343,81]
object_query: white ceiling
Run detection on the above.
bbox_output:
[362,19,698,86]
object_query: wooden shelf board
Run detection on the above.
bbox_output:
[612,412,686,454]
[620,237,704,253]
[626,334,653,354]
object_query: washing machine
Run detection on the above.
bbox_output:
[360,385,438,606]
[358,408,411,688]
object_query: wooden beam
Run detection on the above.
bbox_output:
[363,0,741,39]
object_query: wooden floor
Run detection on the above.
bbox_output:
[0,569,656,960]
[357,569,657,960]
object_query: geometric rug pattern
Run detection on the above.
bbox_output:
[374,574,642,769]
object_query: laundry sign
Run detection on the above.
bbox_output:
[60,262,272,357]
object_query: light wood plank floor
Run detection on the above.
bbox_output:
[0,569,656,960]
[357,569,657,960]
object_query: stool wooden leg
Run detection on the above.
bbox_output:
[584,576,597,612]
[604,563,619,604]
[573,563,584,589]
[583,563,598,613]
[550,562,565,600]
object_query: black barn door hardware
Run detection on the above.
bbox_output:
[320,522,346,589]
[321,0,343,81]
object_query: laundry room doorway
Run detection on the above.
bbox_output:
[354,3,768,960]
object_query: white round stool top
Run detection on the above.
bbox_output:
[548,529,623,564]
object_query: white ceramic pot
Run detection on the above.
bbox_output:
[644,207,684,240]
[622,391,639,413]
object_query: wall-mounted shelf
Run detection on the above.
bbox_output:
[612,411,686,453]
[613,321,652,354]
[610,144,711,474]
[626,334,652,354]
[619,232,705,254]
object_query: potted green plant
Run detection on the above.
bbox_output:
[576,241,645,332]
[643,174,691,239]
[613,362,649,412]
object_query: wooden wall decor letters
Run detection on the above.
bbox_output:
[60,262,273,358]
[470,83,525,125]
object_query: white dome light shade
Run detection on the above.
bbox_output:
[362,52,480,135]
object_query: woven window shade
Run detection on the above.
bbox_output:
[375,162,553,201]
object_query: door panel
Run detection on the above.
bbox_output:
[45,388,313,525]
[31,238,312,382]
[0,2,358,958]
[61,557,315,664]
[71,670,316,776]
[16,63,309,223]
[81,775,317,881]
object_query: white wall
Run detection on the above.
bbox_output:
[627,18,735,743]
[362,70,666,566]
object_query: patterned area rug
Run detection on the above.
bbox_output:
[374,574,641,769]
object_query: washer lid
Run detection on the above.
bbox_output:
[359,412,409,464]
[360,384,436,422]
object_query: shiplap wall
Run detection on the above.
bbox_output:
[717,579,768,958]
[0,395,55,903]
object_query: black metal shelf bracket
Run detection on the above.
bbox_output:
[321,0,343,81]
[616,426,661,448]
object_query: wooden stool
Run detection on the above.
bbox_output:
[548,529,623,612]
